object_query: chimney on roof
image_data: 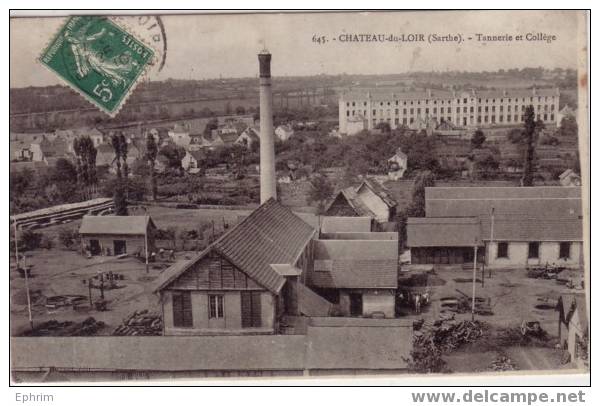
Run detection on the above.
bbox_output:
[258,50,276,203]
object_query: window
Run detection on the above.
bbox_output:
[241,292,262,328]
[209,295,224,319]
[528,242,540,259]
[559,242,571,259]
[497,242,509,258]
[172,291,193,328]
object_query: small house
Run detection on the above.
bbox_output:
[325,188,375,220]
[79,215,157,257]
[236,127,260,149]
[355,179,398,223]
[387,148,408,180]
[559,169,581,187]
[275,124,294,142]
[182,149,205,173]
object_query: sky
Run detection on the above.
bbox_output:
[10,10,583,88]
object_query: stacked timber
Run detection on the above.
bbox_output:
[112,310,162,336]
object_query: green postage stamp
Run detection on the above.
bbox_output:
[39,16,156,116]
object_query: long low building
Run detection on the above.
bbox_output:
[407,186,584,269]
[11,318,412,381]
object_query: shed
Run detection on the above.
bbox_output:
[79,215,156,257]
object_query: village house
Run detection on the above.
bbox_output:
[275,124,294,141]
[154,199,320,335]
[325,179,397,225]
[559,169,582,187]
[355,179,398,223]
[557,105,576,126]
[557,293,588,366]
[10,140,35,162]
[168,124,192,148]
[236,127,260,149]
[79,215,157,257]
[406,186,584,269]
[181,149,206,173]
[387,148,408,180]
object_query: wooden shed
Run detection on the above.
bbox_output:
[79,215,156,257]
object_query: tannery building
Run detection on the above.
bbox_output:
[406,186,583,269]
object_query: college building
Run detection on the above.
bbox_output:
[339,87,560,134]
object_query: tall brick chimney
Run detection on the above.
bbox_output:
[258,51,276,203]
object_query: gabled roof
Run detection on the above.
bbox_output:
[325,188,375,218]
[155,198,316,294]
[79,215,156,236]
[357,179,398,208]
[311,239,398,289]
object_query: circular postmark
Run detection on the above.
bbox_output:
[112,15,167,72]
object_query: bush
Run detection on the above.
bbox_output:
[18,229,43,251]
[40,235,54,250]
[58,228,79,249]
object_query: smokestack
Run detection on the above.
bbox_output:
[258,50,276,203]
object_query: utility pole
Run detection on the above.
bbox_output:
[489,207,495,279]
[472,244,478,322]
[145,220,149,273]
[14,221,33,330]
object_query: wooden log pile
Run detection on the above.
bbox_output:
[414,317,488,354]
[112,310,162,336]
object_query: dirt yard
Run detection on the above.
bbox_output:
[400,266,586,373]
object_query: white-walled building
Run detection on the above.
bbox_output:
[407,186,583,269]
[339,87,560,134]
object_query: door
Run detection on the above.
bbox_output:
[89,240,101,256]
[241,291,262,328]
[113,240,127,256]
[349,293,363,316]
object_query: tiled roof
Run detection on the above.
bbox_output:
[425,186,583,218]
[79,215,155,236]
[325,188,375,217]
[341,87,559,102]
[305,322,411,370]
[479,215,582,242]
[155,199,316,294]
[407,217,482,247]
[311,239,398,289]
[358,179,398,208]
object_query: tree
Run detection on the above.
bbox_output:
[120,133,129,179]
[113,182,128,216]
[521,105,544,186]
[375,122,391,133]
[203,118,219,137]
[159,144,186,170]
[557,115,577,138]
[471,129,486,149]
[145,133,158,200]
[308,173,334,213]
[54,158,77,183]
[111,133,123,179]
[407,170,436,217]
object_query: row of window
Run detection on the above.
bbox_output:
[171,292,262,329]
[345,95,557,108]
[496,241,571,259]
[368,112,555,127]
[347,104,555,118]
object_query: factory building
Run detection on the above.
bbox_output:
[339,87,560,134]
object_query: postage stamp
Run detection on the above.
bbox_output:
[39,16,156,116]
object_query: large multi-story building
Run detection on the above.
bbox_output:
[338,87,560,134]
